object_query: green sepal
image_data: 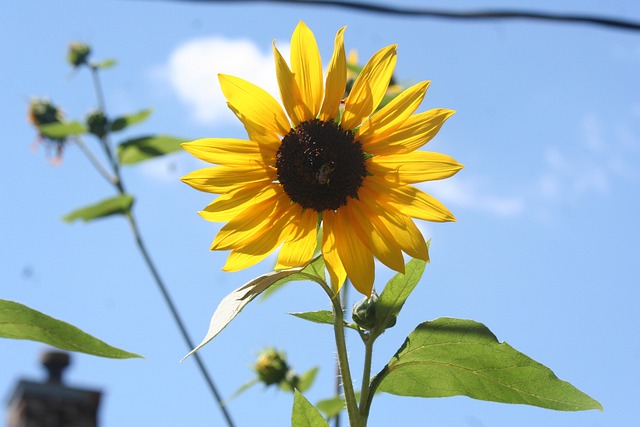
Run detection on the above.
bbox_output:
[110,109,152,132]
[63,194,134,223]
[39,121,87,139]
[117,134,184,165]
[292,389,328,427]
[374,317,602,411]
[0,299,142,359]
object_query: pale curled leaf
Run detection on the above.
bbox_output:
[292,389,328,427]
[375,317,602,411]
[0,299,141,359]
[63,194,134,223]
[182,258,324,361]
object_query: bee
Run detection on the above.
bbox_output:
[316,161,336,185]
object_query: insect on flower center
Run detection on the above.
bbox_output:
[276,119,367,211]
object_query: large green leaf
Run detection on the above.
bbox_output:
[292,389,328,427]
[110,109,151,132]
[0,299,141,359]
[374,317,602,411]
[371,258,426,337]
[117,134,184,165]
[39,121,87,139]
[63,194,134,222]
[182,256,325,361]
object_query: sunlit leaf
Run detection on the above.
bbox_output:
[39,121,87,139]
[371,258,426,337]
[374,317,602,411]
[95,59,117,69]
[0,299,141,359]
[289,310,359,331]
[261,253,326,300]
[117,134,185,165]
[110,109,152,132]
[316,396,345,419]
[292,389,328,427]
[297,367,320,393]
[182,257,325,361]
[63,194,134,223]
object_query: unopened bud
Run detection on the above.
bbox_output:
[28,98,64,128]
[86,109,109,138]
[67,42,91,68]
[352,291,396,332]
[255,348,289,386]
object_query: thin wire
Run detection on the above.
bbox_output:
[161,0,640,33]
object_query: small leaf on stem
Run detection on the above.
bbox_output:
[110,109,152,132]
[117,134,184,165]
[63,194,134,223]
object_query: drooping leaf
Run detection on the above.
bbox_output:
[63,194,134,223]
[95,59,117,70]
[371,258,426,338]
[374,317,602,411]
[182,257,325,361]
[297,367,320,393]
[0,299,141,359]
[117,134,185,165]
[292,389,328,427]
[39,121,87,139]
[110,109,152,132]
[289,310,359,331]
[316,396,345,419]
[226,378,259,403]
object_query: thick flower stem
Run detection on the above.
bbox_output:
[358,335,374,424]
[331,293,362,427]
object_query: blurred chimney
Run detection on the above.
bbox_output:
[6,350,102,427]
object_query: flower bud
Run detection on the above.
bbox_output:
[352,291,396,332]
[254,348,290,386]
[67,42,91,68]
[86,109,109,138]
[28,98,64,129]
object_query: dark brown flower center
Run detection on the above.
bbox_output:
[276,119,367,211]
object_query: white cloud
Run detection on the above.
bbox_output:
[155,36,289,125]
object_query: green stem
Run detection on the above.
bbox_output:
[331,290,361,427]
[358,334,374,423]
[87,65,235,427]
[334,283,348,427]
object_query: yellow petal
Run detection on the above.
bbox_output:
[357,81,430,145]
[348,198,405,274]
[273,42,310,125]
[199,183,279,222]
[219,74,290,136]
[319,27,347,121]
[276,208,318,269]
[182,138,276,166]
[212,191,290,250]
[291,21,323,118]
[222,207,296,271]
[181,165,275,194]
[321,211,347,292]
[366,108,455,156]
[227,104,282,147]
[365,176,456,222]
[369,151,463,184]
[341,45,397,130]
[334,208,375,296]
[359,186,429,261]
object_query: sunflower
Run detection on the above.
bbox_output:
[182,21,462,296]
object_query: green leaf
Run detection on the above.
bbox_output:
[297,367,320,393]
[63,194,134,223]
[292,389,328,427]
[374,317,602,411]
[371,258,426,337]
[316,396,345,419]
[95,59,117,69]
[0,299,141,359]
[39,121,87,139]
[289,310,359,331]
[117,134,185,165]
[110,109,152,132]
[261,255,326,300]
[182,257,325,361]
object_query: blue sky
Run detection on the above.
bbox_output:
[2,1,639,426]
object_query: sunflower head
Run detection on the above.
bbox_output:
[182,21,462,296]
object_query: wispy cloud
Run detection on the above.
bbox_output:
[154,36,288,125]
